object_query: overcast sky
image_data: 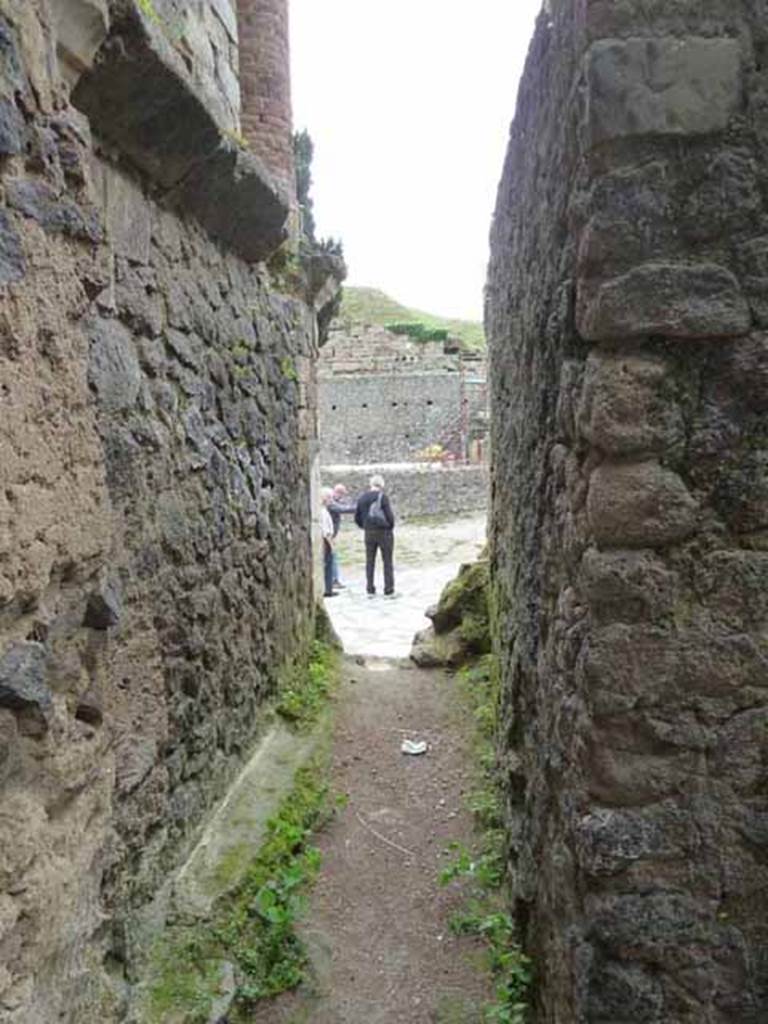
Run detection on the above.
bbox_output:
[290,1,542,322]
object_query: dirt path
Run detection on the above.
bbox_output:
[253,655,492,1024]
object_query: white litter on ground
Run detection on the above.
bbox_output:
[401,739,428,756]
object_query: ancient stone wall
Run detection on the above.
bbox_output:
[319,373,487,464]
[321,463,489,520]
[149,0,241,132]
[321,321,465,376]
[319,322,488,464]
[488,1,768,1020]
[0,2,317,1020]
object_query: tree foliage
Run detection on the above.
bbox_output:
[293,129,316,243]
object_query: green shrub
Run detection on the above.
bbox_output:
[385,321,449,342]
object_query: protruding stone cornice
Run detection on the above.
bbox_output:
[73,1,289,262]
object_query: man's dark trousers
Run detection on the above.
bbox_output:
[365,527,394,594]
[323,540,335,596]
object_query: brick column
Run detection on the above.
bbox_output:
[237,0,295,201]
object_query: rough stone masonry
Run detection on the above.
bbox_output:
[0,1,338,1021]
[488,1,768,1021]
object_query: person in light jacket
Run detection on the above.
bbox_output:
[328,482,355,589]
[354,474,395,596]
[320,487,336,599]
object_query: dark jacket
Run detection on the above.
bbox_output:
[355,489,395,530]
[328,501,356,537]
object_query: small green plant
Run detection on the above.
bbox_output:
[147,760,330,1022]
[280,355,299,383]
[136,0,161,23]
[277,641,337,728]
[438,654,532,1023]
[224,128,250,150]
[439,841,503,890]
[231,341,251,360]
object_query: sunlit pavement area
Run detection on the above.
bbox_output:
[324,514,487,659]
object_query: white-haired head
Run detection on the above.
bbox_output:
[320,486,334,504]
[370,474,385,490]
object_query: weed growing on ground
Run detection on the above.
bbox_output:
[277,640,337,727]
[218,763,327,1016]
[439,654,532,1024]
[146,645,339,1021]
[147,760,330,1023]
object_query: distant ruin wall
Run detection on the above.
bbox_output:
[488,2,768,1021]
[322,463,488,520]
[319,373,487,464]
[0,2,314,1020]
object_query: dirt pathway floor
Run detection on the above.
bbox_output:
[253,655,493,1024]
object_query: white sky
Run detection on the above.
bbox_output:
[290,0,542,322]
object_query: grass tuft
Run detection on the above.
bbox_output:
[277,641,337,728]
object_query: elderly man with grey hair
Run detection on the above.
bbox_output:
[320,487,337,599]
[354,474,396,596]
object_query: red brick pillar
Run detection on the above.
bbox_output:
[237,0,295,202]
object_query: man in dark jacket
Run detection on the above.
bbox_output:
[354,474,395,596]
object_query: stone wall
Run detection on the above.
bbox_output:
[319,372,487,464]
[488,2,768,1021]
[150,0,241,132]
[0,2,317,1021]
[321,463,488,520]
[318,320,489,464]
[321,321,464,376]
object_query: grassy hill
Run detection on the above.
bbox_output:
[338,286,485,351]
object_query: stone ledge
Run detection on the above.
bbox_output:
[72,3,288,262]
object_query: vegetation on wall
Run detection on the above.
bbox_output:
[293,128,316,243]
[290,129,346,343]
